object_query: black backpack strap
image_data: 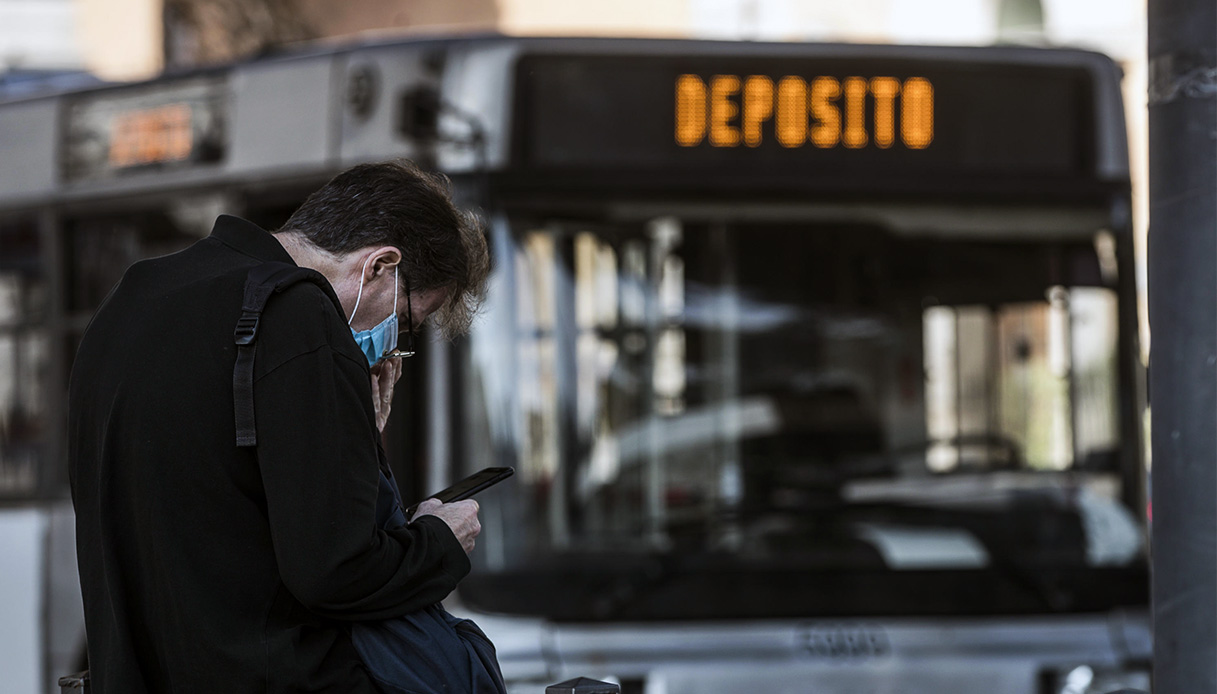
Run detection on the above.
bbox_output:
[234,262,329,447]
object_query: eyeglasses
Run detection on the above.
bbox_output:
[382,271,416,360]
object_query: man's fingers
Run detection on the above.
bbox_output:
[451,498,478,513]
[380,361,397,399]
[412,499,482,554]
[370,360,398,431]
[412,498,443,521]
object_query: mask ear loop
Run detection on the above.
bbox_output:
[383,267,401,358]
[347,254,376,327]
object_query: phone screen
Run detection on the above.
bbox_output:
[433,467,514,503]
[405,467,514,518]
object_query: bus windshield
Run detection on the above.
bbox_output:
[456,216,1147,620]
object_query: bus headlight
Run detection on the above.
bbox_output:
[1043,664,1151,694]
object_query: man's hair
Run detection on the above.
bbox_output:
[280,160,489,338]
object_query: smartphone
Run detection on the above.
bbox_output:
[405,467,514,518]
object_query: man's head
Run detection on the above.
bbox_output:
[277,160,489,340]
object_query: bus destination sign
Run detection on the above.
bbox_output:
[107,103,194,168]
[516,55,1093,185]
[674,74,933,151]
[64,79,227,183]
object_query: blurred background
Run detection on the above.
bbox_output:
[0,0,1148,78]
[0,2,1154,694]
[0,0,1153,356]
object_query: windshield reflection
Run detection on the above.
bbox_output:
[458,216,1144,618]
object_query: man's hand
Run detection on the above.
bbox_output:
[412,499,481,554]
[369,359,403,433]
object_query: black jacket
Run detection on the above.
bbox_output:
[68,215,469,693]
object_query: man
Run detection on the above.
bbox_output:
[68,161,490,693]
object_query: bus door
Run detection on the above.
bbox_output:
[0,211,73,694]
[0,203,207,692]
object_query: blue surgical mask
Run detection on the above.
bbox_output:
[348,257,399,368]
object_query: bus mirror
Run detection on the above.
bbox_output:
[399,86,441,141]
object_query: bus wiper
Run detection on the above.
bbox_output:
[844,500,1079,612]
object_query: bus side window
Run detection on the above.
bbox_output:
[0,220,48,497]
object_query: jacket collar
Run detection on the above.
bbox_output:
[209,215,297,265]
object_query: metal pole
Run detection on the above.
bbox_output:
[1148,0,1217,690]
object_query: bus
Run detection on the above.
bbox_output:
[0,35,1149,694]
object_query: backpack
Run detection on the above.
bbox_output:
[234,261,507,694]
[353,469,508,694]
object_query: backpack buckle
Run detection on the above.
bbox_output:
[234,312,260,345]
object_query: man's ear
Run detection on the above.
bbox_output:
[364,246,403,281]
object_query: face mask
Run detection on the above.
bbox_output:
[348,256,399,368]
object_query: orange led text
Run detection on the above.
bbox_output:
[676,74,934,150]
[109,104,194,168]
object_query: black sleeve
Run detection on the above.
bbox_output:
[251,285,470,621]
